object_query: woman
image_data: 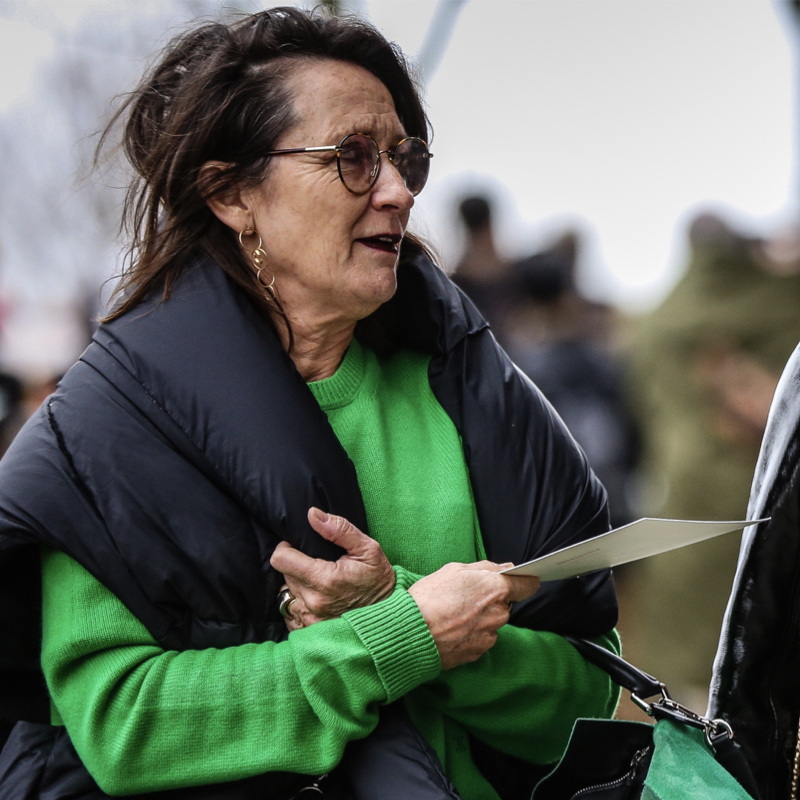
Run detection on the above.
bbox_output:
[0,8,619,799]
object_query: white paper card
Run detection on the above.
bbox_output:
[500,518,767,581]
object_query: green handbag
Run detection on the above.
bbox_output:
[530,637,759,800]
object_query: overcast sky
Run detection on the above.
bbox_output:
[365,0,799,309]
[0,0,797,376]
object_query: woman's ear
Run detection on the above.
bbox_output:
[200,161,250,233]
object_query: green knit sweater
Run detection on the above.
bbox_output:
[40,338,620,798]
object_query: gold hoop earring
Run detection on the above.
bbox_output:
[239,227,275,298]
[257,266,276,293]
[238,227,255,247]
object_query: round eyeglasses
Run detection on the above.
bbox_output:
[264,133,433,196]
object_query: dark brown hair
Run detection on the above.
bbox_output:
[101,6,431,324]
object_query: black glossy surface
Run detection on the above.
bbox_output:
[710,342,800,800]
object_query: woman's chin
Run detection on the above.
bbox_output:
[354,266,398,312]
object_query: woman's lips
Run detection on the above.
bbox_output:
[355,235,402,254]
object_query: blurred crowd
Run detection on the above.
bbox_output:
[0,366,61,745]
[451,193,800,714]
[2,191,800,742]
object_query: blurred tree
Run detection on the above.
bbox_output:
[0,0,254,378]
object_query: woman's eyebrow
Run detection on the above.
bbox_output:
[330,122,408,144]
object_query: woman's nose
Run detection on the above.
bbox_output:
[371,155,414,212]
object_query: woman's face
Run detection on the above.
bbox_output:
[245,59,415,327]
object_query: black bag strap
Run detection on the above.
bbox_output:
[563,635,663,699]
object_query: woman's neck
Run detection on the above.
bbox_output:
[273,311,356,382]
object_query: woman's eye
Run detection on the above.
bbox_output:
[339,147,364,166]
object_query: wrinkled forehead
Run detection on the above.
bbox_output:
[281,58,406,146]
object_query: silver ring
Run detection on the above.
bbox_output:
[278,588,296,620]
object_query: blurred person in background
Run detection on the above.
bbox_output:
[0,240,48,749]
[0,8,620,799]
[0,371,31,750]
[0,373,78,751]
[625,210,800,708]
[505,231,640,531]
[451,194,521,347]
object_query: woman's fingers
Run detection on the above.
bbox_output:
[307,507,378,561]
[270,540,321,581]
[504,574,541,603]
[408,562,541,670]
[270,510,395,626]
[272,512,538,646]
[428,559,540,602]
[280,588,323,631]
[270,510,376,578]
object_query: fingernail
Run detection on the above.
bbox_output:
[500,562,514,569]
[311,507,329,523]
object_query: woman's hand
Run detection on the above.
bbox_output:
[409,562,540,670]
[270,508,396,631]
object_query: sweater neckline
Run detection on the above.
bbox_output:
[307,337,367,410]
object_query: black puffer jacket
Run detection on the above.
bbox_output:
[0,250,617,799]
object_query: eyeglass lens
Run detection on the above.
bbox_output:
[337,134,430,196]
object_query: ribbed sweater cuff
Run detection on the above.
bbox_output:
[392,565,423,591]
[345,587,441,702]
